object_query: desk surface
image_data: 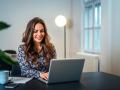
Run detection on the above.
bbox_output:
[0,72,120,90]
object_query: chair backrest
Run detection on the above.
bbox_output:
[3,50,16,54]
[11,64,21,77]
[0,59,12,71]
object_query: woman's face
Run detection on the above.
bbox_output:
[33,23,45,44]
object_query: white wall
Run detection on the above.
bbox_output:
[110,0,120,75]
[0,0,72,58]
[100,0,120,76]
[68,0,82,57]
[100,0,112,74]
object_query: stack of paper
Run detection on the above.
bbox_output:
[9,77,32,84]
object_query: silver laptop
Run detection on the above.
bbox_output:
[40,58,85,84]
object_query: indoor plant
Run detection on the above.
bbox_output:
[0,21,18,67]
[0,21,10,31]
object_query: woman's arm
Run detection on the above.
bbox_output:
[17,45,40,79]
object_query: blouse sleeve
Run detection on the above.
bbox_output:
[17,45,40,79]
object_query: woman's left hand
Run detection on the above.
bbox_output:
[40,72,48,80]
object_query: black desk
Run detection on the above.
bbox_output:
[1,72,120,90]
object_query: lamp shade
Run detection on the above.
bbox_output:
[55,15,67,27]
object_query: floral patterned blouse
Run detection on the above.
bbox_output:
[17,45,56,79]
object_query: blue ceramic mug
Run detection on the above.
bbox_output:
[0,70,9,84]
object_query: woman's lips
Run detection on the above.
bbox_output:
[35,36,43,40]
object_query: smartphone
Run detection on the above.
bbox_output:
[5,83,18,88]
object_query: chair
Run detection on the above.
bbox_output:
[0,50,13,73]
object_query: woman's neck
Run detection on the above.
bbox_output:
[34,42,42,53]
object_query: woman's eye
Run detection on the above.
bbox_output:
[33,30,38,33]
[40,30,44,33]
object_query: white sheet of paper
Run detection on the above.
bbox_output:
[9,77,32,84]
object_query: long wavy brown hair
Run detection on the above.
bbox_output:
[22,17,56,68]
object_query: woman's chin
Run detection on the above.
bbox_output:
[36,40,42,43]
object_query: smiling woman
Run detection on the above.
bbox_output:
[17,17,57,80]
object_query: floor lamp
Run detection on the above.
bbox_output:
[55,15,67,58]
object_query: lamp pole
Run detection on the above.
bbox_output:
[55,15,67,58]
[64,25,66,58]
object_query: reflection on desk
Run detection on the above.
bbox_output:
[0,72,120,90]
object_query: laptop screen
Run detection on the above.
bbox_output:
[44,58,85,84]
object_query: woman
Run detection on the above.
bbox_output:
[17,17,56,80]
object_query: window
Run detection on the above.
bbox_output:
[83,0,101,53]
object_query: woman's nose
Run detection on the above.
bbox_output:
[37,31,41,35]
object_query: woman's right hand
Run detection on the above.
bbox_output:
[40,72,48,80]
